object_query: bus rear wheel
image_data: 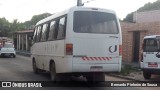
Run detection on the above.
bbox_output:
[86,72,105,82]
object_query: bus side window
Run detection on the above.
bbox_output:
[57,17,66,39]
[33,27,38,43]
[36,26,42,42]
[48,21,56,41]
[41,24,48,42]
[54,19,59,39]
[46,23,50,40]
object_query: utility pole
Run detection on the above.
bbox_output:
[77,0,83,6]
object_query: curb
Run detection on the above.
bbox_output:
[16,55,30,61]
[108,74,142,81]
[16,51,31,57]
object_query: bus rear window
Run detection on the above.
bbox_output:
[143,39,159,52]
[73,11,118,34]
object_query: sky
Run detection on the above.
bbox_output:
[0,0,158,22]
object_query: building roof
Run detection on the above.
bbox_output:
[13,30,33,34]
[133,9,160,23]
[144,35,160,39]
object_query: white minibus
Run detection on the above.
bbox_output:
[31,6,122,82]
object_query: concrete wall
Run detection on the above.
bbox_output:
[133,10,160,23]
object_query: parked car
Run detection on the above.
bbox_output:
[0,43,16,58]
[141,35,160,79]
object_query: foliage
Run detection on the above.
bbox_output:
[120,64,140,76]
[10,19,25,31]
[123,12,134,23]
[137,0,160,12]
[30,13,52,25]
[123,0,160,22]
[0,13,52,37]
[0,18,10,37]
[23,13,52,29]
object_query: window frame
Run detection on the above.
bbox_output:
[40,24,48,42]
[33,14,67,43]
[57,16,67,40]
[47,14,67,41]
[73,11,119,34]
[143,38,159,52]
[33,27,38,43]
[36,25,42,42]
[48,20,58,41]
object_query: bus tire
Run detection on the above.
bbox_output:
[143,71,151,79]
[32,59,39,74]
[13,55,16,58]
[86,72,105,82]
[50,62,57,82]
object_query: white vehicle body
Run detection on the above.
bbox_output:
[0,43,16,58]
[141,35,160,79]
[31,6,122,81]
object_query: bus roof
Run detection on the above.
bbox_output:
[144,35,160,39]
[36,9,69,26]
[36,6,116,26]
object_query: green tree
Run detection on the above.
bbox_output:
[123,12,134,22]
[0,13,52,37]
[10,19,19,31]
[23,13,52,29]
[0,18,10,37]
[30,13,52,25]
[10,19,25,31]
[123,0,160,22]
[137,0,160,12]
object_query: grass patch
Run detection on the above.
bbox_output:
[120,64,138,76]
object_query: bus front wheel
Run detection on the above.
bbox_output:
[32,60,38,74]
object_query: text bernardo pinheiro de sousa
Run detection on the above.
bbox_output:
[111,82,158,87]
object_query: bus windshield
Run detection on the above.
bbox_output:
[73,11,119,34]
[143,38,160,52]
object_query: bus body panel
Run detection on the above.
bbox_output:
[44,56,73,73]
[32,40,66,71]
[71,36,120,62]
[72,64,119,72]
[69,35,121,72]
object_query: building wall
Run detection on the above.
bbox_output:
[121,22,160,62]
[13,31,33,52]
[133,10,160,23]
